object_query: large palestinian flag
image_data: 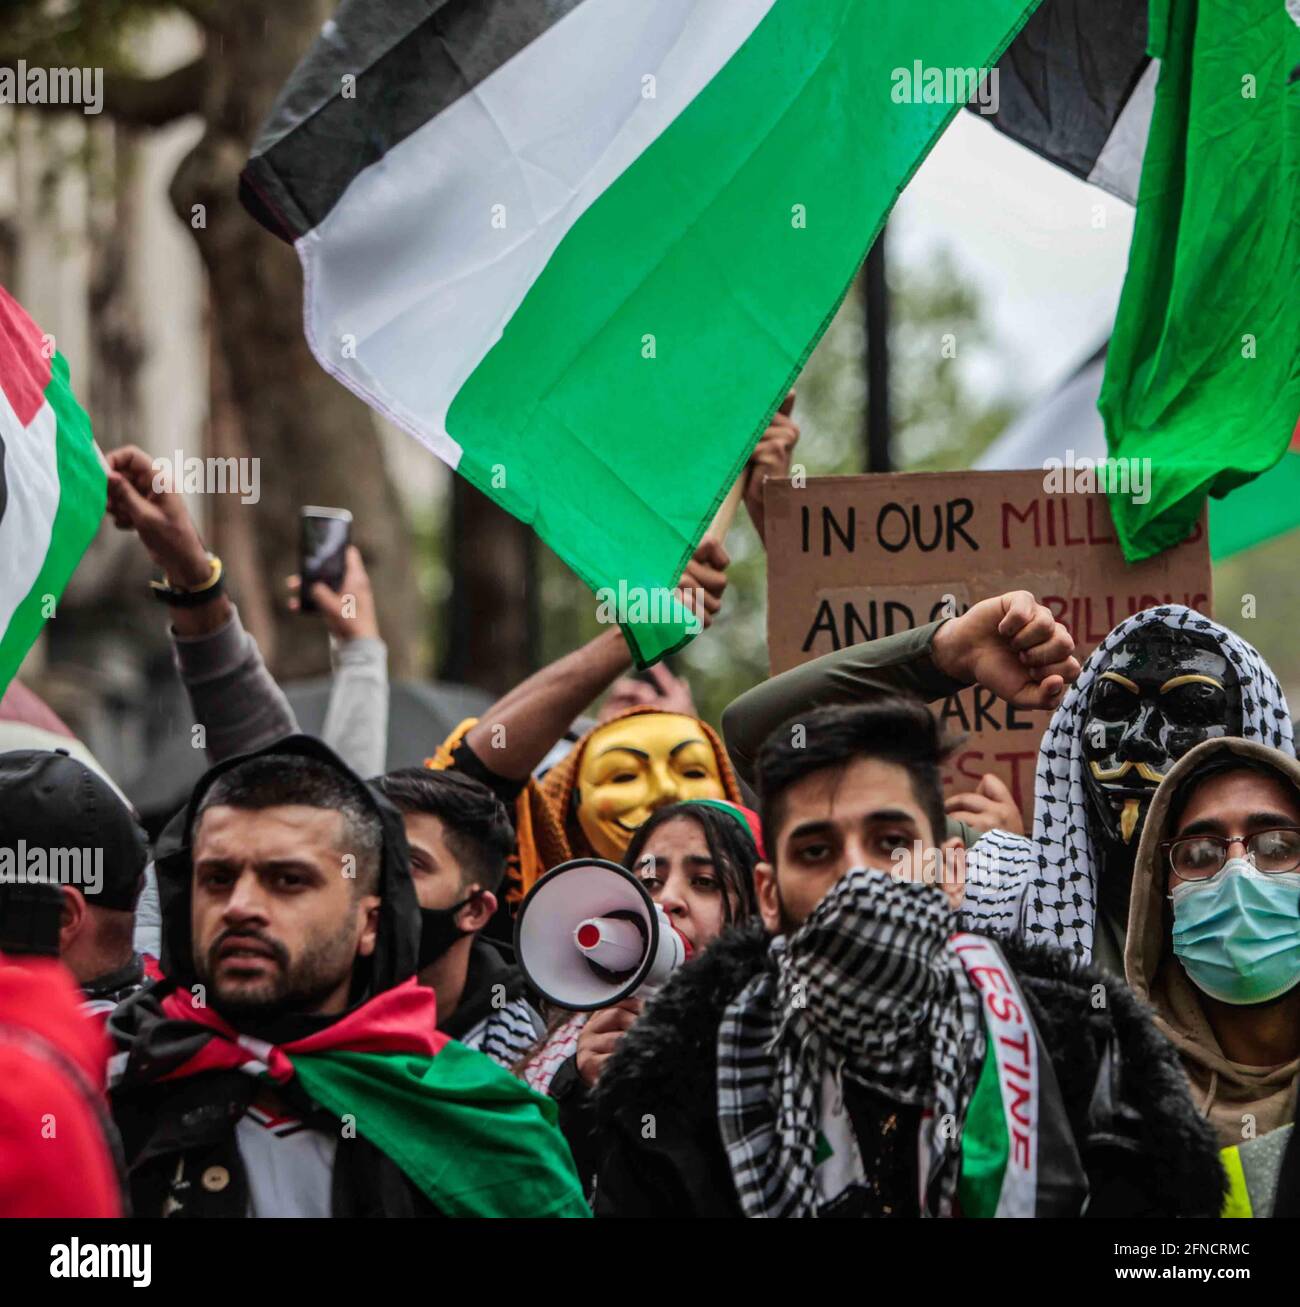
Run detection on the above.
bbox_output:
[0,286,105,696]
[241,0,1045,665]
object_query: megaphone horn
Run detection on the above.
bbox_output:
[514,858,686,1011]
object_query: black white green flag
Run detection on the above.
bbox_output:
[243,0,1044,662]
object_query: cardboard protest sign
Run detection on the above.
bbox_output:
[764,471,1212,826]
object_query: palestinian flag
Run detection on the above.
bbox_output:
[970,0,1156,204]
[109,978,589,1218]
[0,286,105,696]
[1099,0,1300,561]
[949,934,1088,1217]
[241,0,1045,665]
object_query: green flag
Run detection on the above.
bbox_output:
[1099,0,1300,562]
[291,1041,590,1218]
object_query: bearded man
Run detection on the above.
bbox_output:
[107,737,586,1218]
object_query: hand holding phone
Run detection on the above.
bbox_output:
[299,507,352,613]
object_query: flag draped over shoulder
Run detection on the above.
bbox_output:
[1098,0,1300,562]
[111,979,589,1218]
[0,285,105,696]
[241,0,1045,665]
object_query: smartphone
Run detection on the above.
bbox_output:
[299,506,352,612]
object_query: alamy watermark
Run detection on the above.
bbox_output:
[1042,450,1151,504]
[889,840,1008,892]
[595,582,705,635]
[891,62,999,115]
[50,1240,151,1288]
[0,62,102,115]
[153,452,261,504]
[0,842,102,896]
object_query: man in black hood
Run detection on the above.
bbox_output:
[108,736,587,1219]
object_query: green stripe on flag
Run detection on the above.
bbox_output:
[290,1041,589,1218]
[1210,449,1300,560]
[0,351,105,695]
[448,0,1044,664]
[957,1041,1011,1218]
[1099,0,1300,562]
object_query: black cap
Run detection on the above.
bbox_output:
[0,749,148,912]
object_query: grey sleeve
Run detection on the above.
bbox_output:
[721,620,969,790]
[321,636,389,780]
[172,604,299,764]
[132,862,161,959]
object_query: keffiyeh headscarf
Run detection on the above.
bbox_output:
[959,606,1293,959]
[716,869,985,1218]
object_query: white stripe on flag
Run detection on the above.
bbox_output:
[0,392,61,639]
[299,0,777,465]
[1087,58,1159,206]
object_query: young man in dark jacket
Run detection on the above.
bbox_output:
[372,767,544,1068]
[592,698,1226,1218]
[108,735,586,1218]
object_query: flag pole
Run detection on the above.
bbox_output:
[864,224,892,472]
[703,476,746,543]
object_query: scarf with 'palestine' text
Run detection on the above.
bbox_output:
[108,977,588,1218]
[716,869,1088,1218]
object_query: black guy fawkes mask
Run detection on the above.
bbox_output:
[1082,627,1243,868]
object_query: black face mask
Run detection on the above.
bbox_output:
[417,894,475,969]
[1080,627,1242,915]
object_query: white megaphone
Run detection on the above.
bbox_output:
[514,858,687,1011]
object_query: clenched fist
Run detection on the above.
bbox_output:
[932,591,1079,711]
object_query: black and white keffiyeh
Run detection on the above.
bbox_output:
[459,995,545,1071]
[716,868,985,1218]
[959,605,1293,958]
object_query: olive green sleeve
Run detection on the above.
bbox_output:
[721,620,970,791]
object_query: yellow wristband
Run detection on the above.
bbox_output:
[155,554,222,595]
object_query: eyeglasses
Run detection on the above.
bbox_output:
[1162,828,1300,881]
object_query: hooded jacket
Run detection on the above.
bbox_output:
[108,736,586,1218]
[110,735,424,1217]
[1125,736,1300,1149]
[148,733,419,1003]
[593,921,1225,1218]
[965,606,1293,961]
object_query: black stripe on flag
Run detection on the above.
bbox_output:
[241,0,587,243]
[966,0,1150,187]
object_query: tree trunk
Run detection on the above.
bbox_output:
[441,478,537,695]
[168,0,424,681]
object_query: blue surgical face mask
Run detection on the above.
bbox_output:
[1170,857,1300,1006]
